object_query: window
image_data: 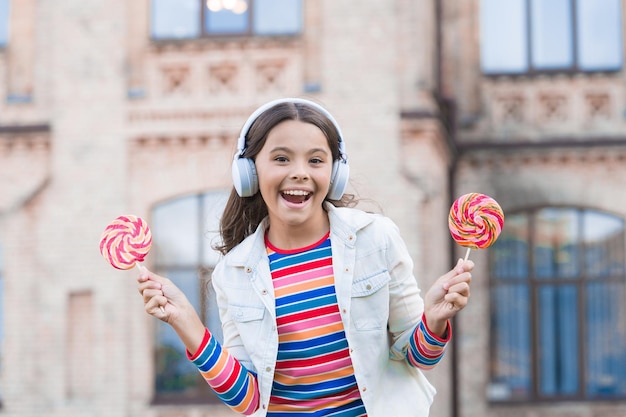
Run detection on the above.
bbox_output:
[480,0,623,74]
[0,0,9,47]
[150,0,303,40]
[489,208,626,402]
[151,191,228,404]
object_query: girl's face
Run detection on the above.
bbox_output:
[254,119,333,236]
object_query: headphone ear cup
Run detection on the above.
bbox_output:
[232,157,258,197]
[327,160,349,200]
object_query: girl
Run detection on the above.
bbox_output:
[137,98,473,416]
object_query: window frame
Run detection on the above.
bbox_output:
[480,0,623,76]
[488,206,626,403]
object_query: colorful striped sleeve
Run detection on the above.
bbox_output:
[406,313,452,370]
[187,328,260,415]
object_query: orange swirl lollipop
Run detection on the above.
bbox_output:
[448,193,504,260]
[100,215,152,270]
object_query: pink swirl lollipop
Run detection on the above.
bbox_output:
[448,193,504,260]
[100,215,152,270]
[100,215,164,313]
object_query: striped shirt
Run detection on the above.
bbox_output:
[266,232,367,416]
[187,234,450,415]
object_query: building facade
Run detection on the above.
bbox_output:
[0,1,624,417]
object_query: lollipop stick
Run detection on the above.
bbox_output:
[136,262,166,314]
[448,247,471,311]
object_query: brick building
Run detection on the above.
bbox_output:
[0,1,625,417]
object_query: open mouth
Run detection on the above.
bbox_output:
[281,190,312,204]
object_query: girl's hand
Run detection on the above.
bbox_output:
[137,267,207,354]
[423,258,474,336]
[137,267,192,324]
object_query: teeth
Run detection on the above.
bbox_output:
[282,190,310,196]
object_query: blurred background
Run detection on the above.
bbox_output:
[0,0,625,416]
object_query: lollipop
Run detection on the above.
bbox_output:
[100,215,164,313]
[448,193,504,260]
[100,215,152,270]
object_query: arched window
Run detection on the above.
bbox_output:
[150,190,229,404]
[488,207,626,402]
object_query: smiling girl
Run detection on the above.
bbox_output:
[137,98,473,416]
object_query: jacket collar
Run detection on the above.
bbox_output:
[225,202,374,267]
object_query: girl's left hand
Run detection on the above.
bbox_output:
[423,258,474,335]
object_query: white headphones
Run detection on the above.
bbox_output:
[231,98,350,200]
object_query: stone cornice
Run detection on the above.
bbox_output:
[0,123,50,134]
[0,126,51,153]
[458,145,626,169]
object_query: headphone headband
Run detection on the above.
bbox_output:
[235,98,346,162]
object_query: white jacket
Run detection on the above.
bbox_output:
[212,203,437,416]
